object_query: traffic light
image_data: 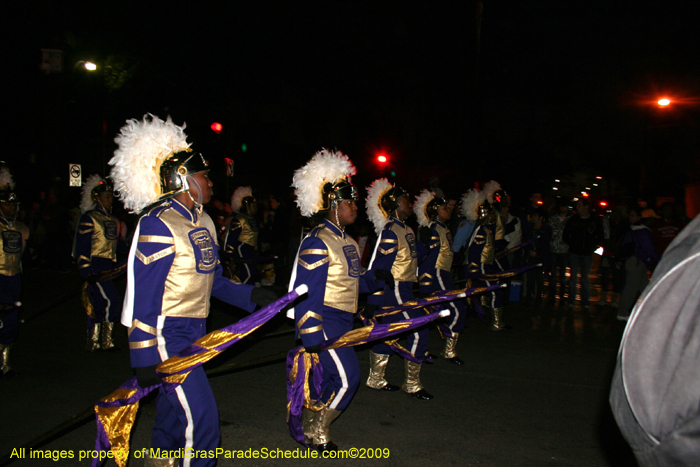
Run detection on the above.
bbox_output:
[377,152,388,164]
[210,122,223,133]
[599,201,608,207]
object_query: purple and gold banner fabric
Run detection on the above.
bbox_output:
[92,285,307,467]
[478,263,542,281]
[494,237,535,260]
[371,284,503,359]
[287,309,451,445]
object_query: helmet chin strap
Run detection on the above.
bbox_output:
[185,175,204,216]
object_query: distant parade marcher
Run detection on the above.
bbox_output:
[73,175,123,352]
[0,164,28,378]
[110,114,277,467]
[222,186,259,284]
[287,149,390,451]
[462,189,507,331]
[415,189,466,364]
[365,178,434,400]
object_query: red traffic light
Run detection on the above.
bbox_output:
[376,152,388,164]
[536,200,543,205]
[210,122,223,133]
[599,201,608,207]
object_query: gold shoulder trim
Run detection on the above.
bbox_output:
[297,256,330,270]
[299,324,323,335]
[378,246,398,255]
[128,319,157,336]
[79,222,94,227]
[419,272,433,280]
[429,243,439,249]
[78,228,93,234]
[139,235,175,244]
[298,311,323,328]
[380,238,399,244]
[299,249,329,256]
[136,245,176,265]
[129,338,157,349]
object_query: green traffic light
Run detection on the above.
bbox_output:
[390,171,396,177]
[241,143,247,153]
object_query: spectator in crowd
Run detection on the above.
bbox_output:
[616,207,660,321]
[548,198,571,302]
[524,208,552,306]
[563,198,603,309]
[652,202,683,256]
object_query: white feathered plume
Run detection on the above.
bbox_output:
[292,149,356,217]
[80,174,104,213]
[366,178,393,235]
[414,189,436,227]
[460,189,485,222]
[0,165,14,190]
[231,186,253,213]
[109,114,191,214]
[482,180,501,204]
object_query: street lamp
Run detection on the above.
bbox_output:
[657,98,671,107]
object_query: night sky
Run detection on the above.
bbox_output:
[8,1,700,208]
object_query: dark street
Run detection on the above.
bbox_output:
[1,264,638,467]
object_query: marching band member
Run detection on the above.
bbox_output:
[0,164,28,378]
[365,179,434,400]
[222,186,259,284]
[288,149,390,451]
[415,189,466,364]
[110,114,276,467]
[74,175,122,351]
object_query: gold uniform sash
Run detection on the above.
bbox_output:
[87,210,119,261]
[0,220,28,276]
[389,221,418,283]
[317,226,361,313]
[433,222,454,272]
[157,209,219,319]
[234,213,258,248]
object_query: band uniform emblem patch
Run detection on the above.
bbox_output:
[2,231,21,253]
[190,228,216,273]
[342,244,361,278]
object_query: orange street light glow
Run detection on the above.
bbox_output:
[658,98,671,106]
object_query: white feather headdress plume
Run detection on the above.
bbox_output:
[482,180,501,204]
[231,186,253,213]
[292,149,356,217]
[0,164,14,190]
[460,189,485,222]
[366,178,394,235]
[414,189,436,227]
[80,174,104,213]
[109,114,191,214]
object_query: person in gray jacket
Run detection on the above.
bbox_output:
[609,212,700,466]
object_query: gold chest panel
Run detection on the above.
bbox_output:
[481,225,495,265]
[0,221,28,276]
[88,211,119,261]
[390,222,418,282]
[236,214,258,247]
[160,209,219,318]
[318,227,361,313]
[434,223,454,272]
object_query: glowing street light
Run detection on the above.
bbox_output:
[657,98,671,106]
[84,62,97,71]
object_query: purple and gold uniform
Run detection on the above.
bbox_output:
[290,219,379,412]
[418,219,466,337]
[75,203,122,347]
[122,198,255,467]
[0,216,28,373]
[367,217,432,394]
[222,212,258,283]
